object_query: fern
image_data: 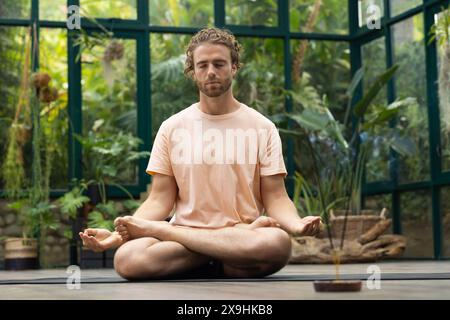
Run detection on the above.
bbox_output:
[58,187,90,219]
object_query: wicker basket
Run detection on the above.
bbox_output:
[4,237,39,270]
[330,210,383,240]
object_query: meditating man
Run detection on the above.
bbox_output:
[79,27,321,280]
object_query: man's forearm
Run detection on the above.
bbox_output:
[265,197,303,234]
[133,198,173,221]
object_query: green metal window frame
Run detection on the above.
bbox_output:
[353,0,450,260]
[0,0,449,259]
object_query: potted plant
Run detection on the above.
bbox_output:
[73,128,149,221]
[275,65,414,291]
[0,24,69,269]
[70,128,148,267]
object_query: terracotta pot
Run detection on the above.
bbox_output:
[4,237,39,270]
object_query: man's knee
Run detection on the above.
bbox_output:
[223,228,291,278]
[254,227,292,266]
[114,237,160,280]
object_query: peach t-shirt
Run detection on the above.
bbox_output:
[146,102,287,229]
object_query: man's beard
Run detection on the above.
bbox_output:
[196,77,233,98]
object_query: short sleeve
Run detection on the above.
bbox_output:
[259,125,287,177]
[146,121,174,176]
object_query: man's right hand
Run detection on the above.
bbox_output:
[79,228,123,252]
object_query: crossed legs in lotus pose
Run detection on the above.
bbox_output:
[113,215,293,280]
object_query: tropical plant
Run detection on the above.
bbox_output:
[149,0,213,27]
[274,65,417,250]
[293,171,347,218]
[88,199,141,230]
[0,23,69,267]
[73,128,148,229]
[75,129,150,199]
[226,0,278,26]
[57,179,90,239]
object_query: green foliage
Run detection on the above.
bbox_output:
[79,0,137,20]
[1,124,27,199]
[430,7,450,173]
[393,17,429,184]
[88,202,120,231]
[73,129,148,230]
[354,65,399,118]
[234,38,285,116]
[150,0,213,27]
[75,130,150,187]
[87,198,141,230]
[293,171,346,219]
[58,181,90,220]
[277,66,418,220]
[290,0,348,34]
[429,6,450,48]
[150,34,198,138]
[226,0,278,26]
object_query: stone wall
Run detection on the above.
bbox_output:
[0,200,71,269]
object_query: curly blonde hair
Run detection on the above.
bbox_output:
[184,27,242,79]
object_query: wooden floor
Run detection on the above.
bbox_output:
[0,261,449,300]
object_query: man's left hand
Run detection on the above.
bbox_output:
[290,216,322,237]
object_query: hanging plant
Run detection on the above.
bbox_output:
[31,72,51,89]
[39,85,59,103]
[103,40,124,63]
[1,27,32,199]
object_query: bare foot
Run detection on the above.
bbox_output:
[114,216,169,241]
[235,216,281,230]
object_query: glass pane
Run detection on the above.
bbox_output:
[234,37,285,166]
[227,0,277,27]
[363,193,393,233]
[290,0,348,34]
[441,187,450,258]
[0,27,29,191]
[392,14,429,184]
[290,40,350,181]
[81,36,138,185]
[80,0,137,20]
[0,0,30,19]
[40,28,68,189]
[234,38,284,116]
[358,0,384,28]
[150,34,197,139]
[390,0,422,17]
[291,40,350,122]
[40,0,67,21]
[362,37,391,182]
[150,0,213,27]
[435,10,450,172]
[401,190,433,258]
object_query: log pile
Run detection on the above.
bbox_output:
[289,209,407,264]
